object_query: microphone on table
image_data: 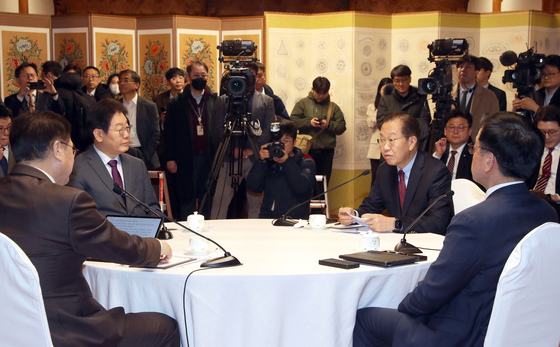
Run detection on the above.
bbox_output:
[273,169,371,227]
[394,190,454,254]
[113,183,241,268]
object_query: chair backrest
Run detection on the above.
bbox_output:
[0,233,53,346]
[484,222,560,346]
[451,178,485,214]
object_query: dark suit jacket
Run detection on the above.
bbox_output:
[164,86,219,200]
[394,183,558,346]
[0,146,15,178]
[356,150,453,235]
[124,96,160,169]
[534,86,560,108]
[153,89,172,115]
[488,83,507,111]
[0,164,161,347]
[440,143,473,182]
[4,91,65,117]
[82,84,112,102]
[68,146,160,217]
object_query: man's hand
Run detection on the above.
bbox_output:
[259,144,270,160]
[512,96,539,112]
[338,207,355,226]
[273,149,289,164]
[319,119,328,129]
[310,117,322,128]
[159,241,173,264]
[166,160,177,174]
[242,148,253,160]
[43,73,57,95]
[362,213,396,232]
[434,138,447,157]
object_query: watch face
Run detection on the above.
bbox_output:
[394,219,402,230]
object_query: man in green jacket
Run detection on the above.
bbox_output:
[290,76,346,184]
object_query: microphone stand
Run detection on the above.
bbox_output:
[394,190,454,254]
[273,170,371,226]
[113,183,241,268]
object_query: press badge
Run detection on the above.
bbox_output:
[197,125,204,136]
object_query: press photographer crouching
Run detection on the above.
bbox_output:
[246,120,317,219]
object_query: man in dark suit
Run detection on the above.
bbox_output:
[433,109,475,182]
[0,110,179,347]
[453,55,499,137]
[527,105,560,217]
[353,112,557,347]
[164,61,219,219]
[339,112,453,235]
[477,56,507,111]
[4,61,64,118]
[513,54,560,114]
[0,104,15,177]
[119,69,160,169]
[68,99,161,217]
[247,62,290,120]
[81,66,112,102]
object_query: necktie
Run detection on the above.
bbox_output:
[28,94,35,112]
[108,160,126,205]
[447,150,457,176]
[460,90,468,111]
[534,149,553,192]
[0,147,7,176]
[398,170,406,210]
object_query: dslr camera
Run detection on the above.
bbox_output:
[266,123,284,159]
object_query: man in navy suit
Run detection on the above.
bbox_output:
[339,112,453,235]
[0,104,15,177]
[353,112,558,347]
[433,109,475,183]
[513,54,560,114]
[68,98,160,217]
[118,70,160,169]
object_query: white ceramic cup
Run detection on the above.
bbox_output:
[189,237,208,253]
[359,233,380,251]
[309,214,327,229]
[187,211,205,231]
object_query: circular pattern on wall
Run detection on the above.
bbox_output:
[361,62,372,76]
[354,146,369,162]
[418,60,430,74]
[465,36,476,51]
[397,38,411,54]
[362,43,373,59]
[490,59,500,73]
[294,76,306,90]
[315,57,329,75]
[336,37,347,51]
[334,55,349,75]
[376,56,386,71]
[317,38,328,51]
[377,38,387,52]
[295,57,305,68]
[482,41,508,56]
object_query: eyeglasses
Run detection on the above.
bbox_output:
[0,125,11,133]
[446,125,469,132]
[60,141,79,157]
[541,72,560,79]
[109,126,132,136]
[467,143,490,155]
[83,74,99,80]
[377,136,405,147]
[392,78,409,85]
[539,128,560,137]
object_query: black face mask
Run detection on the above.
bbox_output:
[191,78,207,91]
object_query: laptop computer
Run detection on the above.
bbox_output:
[339,250,419,267]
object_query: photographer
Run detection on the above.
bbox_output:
[513,54,560,113]
[246,120,316,219]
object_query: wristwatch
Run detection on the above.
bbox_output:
[394,219,403,232]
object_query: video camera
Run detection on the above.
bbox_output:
[500,48,545,99]
[218,39,258,98]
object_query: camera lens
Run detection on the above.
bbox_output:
[227,77,247,96]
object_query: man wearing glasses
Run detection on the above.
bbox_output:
[433,109,475,183]
[68,98,160,217]
[339,112,453,235]
[81,66,112,101]
[0,104,14,178]
[513,54,560,113]
[528,105,560,217]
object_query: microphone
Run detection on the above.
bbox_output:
[113,183,241,268]
[499,50,518,67]
[394,190,454,254]
[273,169,371,226]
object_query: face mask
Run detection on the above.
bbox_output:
[191,77,207,91]
[109,84,120,95]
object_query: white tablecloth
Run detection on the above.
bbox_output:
[83,219,444,347]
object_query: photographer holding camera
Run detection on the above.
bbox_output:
[246,120,316,219]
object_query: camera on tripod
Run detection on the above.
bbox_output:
[500,48,545,99]
[418,38,468,98]
[266,123,284,159]
[218,39,258,98]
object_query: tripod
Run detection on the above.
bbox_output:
[199,93,261,217]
